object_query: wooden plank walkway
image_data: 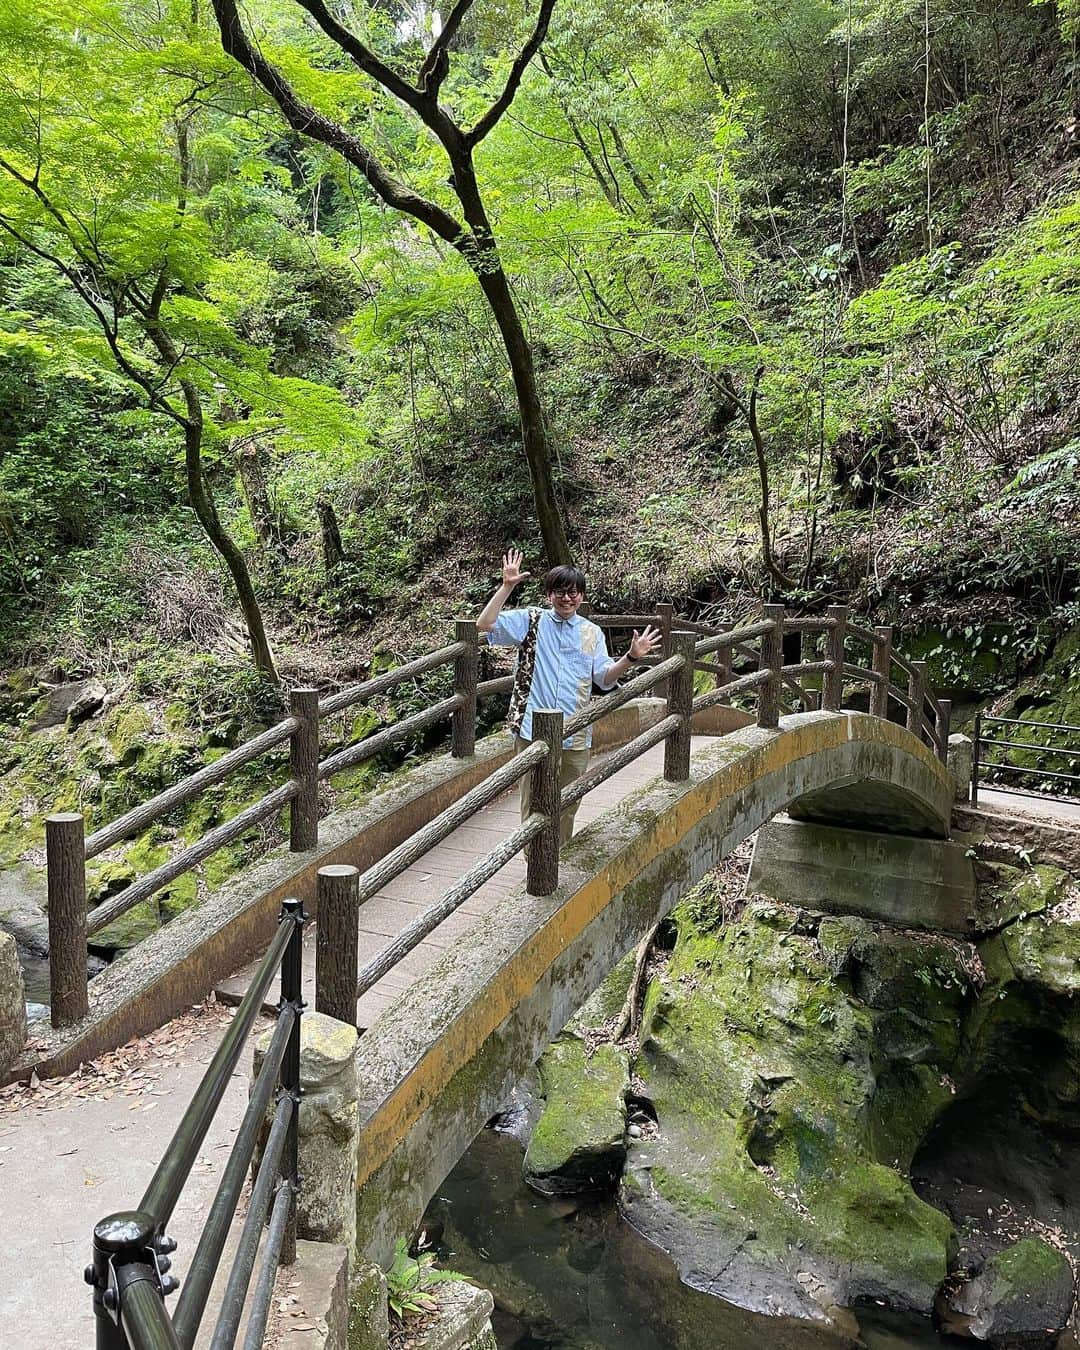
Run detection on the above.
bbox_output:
[216,737,709,1028]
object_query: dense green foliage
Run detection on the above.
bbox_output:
[0,0,1077,685]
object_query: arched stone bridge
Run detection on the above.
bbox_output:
[351,707,959,1263]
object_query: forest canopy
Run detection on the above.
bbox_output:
[0,0,1076,689]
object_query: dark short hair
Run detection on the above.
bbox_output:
[543,565,587,595]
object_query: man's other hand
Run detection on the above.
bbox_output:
[630,625,662,660]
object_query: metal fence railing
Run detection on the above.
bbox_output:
[971,712,1080,804]
[85,898,304,1349]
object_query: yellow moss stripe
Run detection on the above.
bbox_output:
[355,714,948,1188]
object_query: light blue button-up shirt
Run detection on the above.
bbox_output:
[485,609,617,749]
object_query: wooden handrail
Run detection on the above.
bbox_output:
[44,605,951,1030]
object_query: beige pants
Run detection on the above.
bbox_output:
[514,736,591,845]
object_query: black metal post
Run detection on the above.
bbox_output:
[87,1210,179,1350]
[452,619,478,758]
[279,897,305,1266]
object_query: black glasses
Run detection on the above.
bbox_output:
[550,586,581,598]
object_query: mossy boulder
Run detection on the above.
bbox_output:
[524,1038,629,1197]
[972,863,1067,933]
[524,951,635,1197]
[938,1238,1076,1348]
[620,900,960,1324]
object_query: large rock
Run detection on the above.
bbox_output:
[620,899,963,1326]
[524,1038,629,1197]
[30,679,106,731]
[255,1012,359,1258]
[938,1238,1076,1348]
[0,932,26,1072]
[523,949,634,1197]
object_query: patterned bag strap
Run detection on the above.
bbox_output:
[507,608,542,737]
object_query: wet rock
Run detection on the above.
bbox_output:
[524,1037,628,1197]
[937,1239,1075,1347]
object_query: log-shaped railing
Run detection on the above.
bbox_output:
[43,605,947,1029]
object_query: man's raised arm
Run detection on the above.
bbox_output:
[477,548,531,634]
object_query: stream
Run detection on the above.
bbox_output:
[424,1126,949,1350]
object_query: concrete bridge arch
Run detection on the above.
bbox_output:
[352,710,955,1261]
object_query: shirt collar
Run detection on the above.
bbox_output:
[546,607,582,626]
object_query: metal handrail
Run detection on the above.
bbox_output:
[983,713,1080,733]
[972,708,1080,804]
[87,899,305,1350]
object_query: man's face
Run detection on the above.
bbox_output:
[547,583,584,619]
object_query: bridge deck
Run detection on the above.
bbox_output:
[215,737,710,1026]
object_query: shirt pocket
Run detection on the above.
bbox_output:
[567,644,595,685]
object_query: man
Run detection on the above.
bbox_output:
[477,549,662,843]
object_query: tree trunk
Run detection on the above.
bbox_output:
[452,155,570,566]
[316,493,346,575]
[237,440,278,551]
[181,385,280,682]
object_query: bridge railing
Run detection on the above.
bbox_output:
[85,898,305,1350]
[43,606,947,1031]
[310,609,950,1007]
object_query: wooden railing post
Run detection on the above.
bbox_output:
[289,687,319,852]
[46,811,88,1028]
[664,632,696,782]
[315,864,360,1026]
[452,619,479,758]
[823,605,848,712]
[656,602,674,698]
[526,709,562,897]
[936,698,952,763]
[757,605,784,729]
[907,660,928,741]
[871,626,892,719]
[714,623,732,697]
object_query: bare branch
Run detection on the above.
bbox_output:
[466,0,556,147]
[211,0,465,247]
[417,0,475,95]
